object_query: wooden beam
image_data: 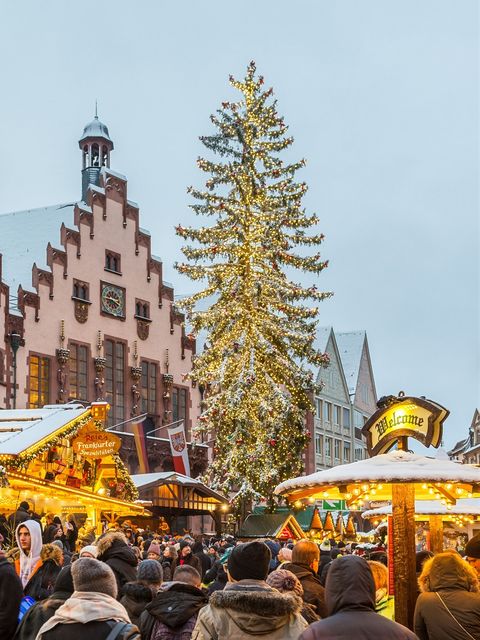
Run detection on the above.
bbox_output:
[429,514,444,554]
[392,483,417,630]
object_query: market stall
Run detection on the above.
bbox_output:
[362,499,480,550]
[131,471,229,535]
[237,512,305,541]
[0,402,146,538]
[274,393,480,628]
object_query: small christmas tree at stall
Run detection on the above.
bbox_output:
[176,61,331,509]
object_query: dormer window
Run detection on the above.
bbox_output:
[105,250,121,274]
[72,280,89,301]
[135,299,150,320]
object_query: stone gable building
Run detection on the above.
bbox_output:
[0,115,205,475]
[310,327,377,471]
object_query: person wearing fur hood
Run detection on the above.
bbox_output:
[95,530,138,598]
[192,541,307,640]
[15,520,62,600]
[414,551,480,640]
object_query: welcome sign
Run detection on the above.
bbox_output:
[362,395,449,456]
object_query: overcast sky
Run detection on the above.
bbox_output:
[0,1,478,448]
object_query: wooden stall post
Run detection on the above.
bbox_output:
[392,483,417,629]
[428,515,444,553]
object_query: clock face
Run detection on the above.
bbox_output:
[101,283,125,317]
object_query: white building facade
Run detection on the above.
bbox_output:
[313,328,377,471]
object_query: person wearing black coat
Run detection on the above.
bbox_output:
[23,544,63,601]
[96,531,138,598]
[282,540,327,618]
[120,560,163,627]
[0,554,23,640]
[140,567,208,640]
[191,540,212,580]
[13,566,74,640]
[206,563,228,595]
[171,540,202,576]
[8,502,31,531]
[298,555,418,640]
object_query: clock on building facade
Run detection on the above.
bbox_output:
[100,282,126,318]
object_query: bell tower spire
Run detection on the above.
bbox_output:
[79,109,114,201]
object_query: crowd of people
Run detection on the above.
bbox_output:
[1,502,480,640]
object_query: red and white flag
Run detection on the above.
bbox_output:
[168,422,191,476]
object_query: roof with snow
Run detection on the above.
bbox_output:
[131,472,204,488]
[0,404,88,456]
[79,115,114,146]
[315,326,332,354]
[275,450,480,497]
[448,438,470,456]
[0,202,76,292]
[335,331,366,395]
[362,499,480,518]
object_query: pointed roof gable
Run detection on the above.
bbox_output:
[317,330,350,403]
[335,330,366,396]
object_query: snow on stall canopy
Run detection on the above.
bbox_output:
[362,499,480,519]
[131,472,204,488]
[0,404,88,456]
[0,202,76,291]
[274,450,480,497]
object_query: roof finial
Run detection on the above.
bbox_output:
[95,99,98,119]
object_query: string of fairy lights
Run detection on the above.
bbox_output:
[175,61,331,507]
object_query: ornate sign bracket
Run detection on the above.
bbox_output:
[362,392,449,457]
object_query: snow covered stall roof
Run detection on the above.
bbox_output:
[0,404,89,456]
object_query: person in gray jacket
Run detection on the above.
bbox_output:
[414,551,480,640]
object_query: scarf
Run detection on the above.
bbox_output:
[36,591,131,639]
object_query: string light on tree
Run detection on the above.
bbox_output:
[175,61,332,508]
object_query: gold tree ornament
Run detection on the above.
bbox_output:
[176,61,332,507]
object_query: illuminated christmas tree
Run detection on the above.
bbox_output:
[176,61,331,507]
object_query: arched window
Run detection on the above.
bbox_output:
[102,145,108,167]
[83,145,89,169]
[92,143,99,167]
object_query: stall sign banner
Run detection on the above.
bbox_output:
[362,396,449,456]
[72,427,121,459]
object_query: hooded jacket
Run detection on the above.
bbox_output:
[15,520,43,589]
[120,582,156,627]
[192,579,307,640]
[140,581,208,640]
[299,556,417,640]
[0,556,23,640]
[281,561,327,618]
[96,531,138,597]
[414,553,480,640]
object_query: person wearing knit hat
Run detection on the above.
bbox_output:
[146,542,161,560]
[137,559,163,585]
[465,532,480,575]
[79,545,99,559]
[35,558,140,640]
[266,568,320,624]
[120,560,162,627]
[193,540,307,639]
[227,541,271,581]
